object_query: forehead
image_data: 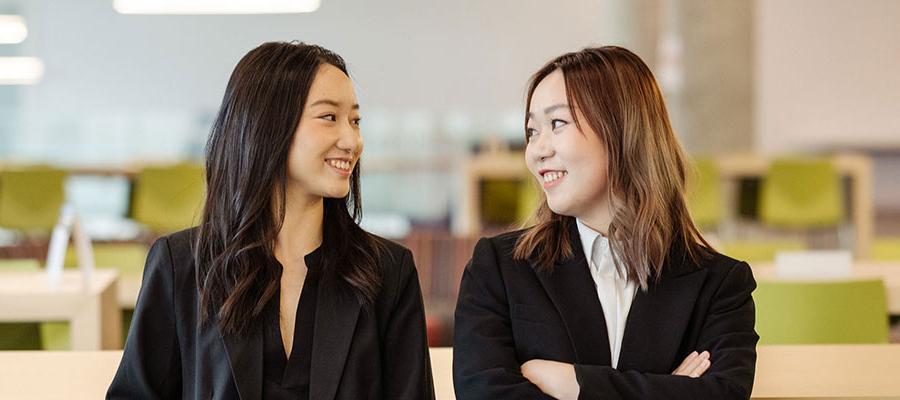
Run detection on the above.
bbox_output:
[530,69,568,108]
[306,64,357,104]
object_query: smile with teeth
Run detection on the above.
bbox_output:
[542,170,568,183]
[327,159,352,171]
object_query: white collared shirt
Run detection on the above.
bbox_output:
[576,219,637,369]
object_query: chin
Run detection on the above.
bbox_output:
[322,187,350,199]
[546,197,575,217]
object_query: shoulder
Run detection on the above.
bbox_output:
[367,233,415,284]
[693,250,756,295]
[144,227,200,285]
[471,228,529,262]
[157,227,198,258]
[369,233,412,267]
[461,228,533,287]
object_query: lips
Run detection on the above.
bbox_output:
[538,169,567,189]
[325,158,353,176]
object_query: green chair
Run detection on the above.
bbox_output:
[722,239,806,263]
[131,163,205,234]
[0,258,42,271]
[759,158,844,229]
[481,178,522,227]
[64,242,148,275]
[0,259,48,350]
[0,167,67,231]
[871,237,900,261]
[686,158,723,230]
[755,279,889,344]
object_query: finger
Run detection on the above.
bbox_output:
[689,359,711,378]
[687,354,711,378]
[680,351,707,376]
[672,351,698,374]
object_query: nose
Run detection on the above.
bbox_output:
[336,122,362,157]
[529,129,554,163]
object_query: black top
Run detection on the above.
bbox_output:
[107,228,435,400]
[262,247,321,400]
[453,221,759,399]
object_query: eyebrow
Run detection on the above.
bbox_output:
[308,99,360,110]
[526,103,570,120]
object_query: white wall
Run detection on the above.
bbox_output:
[8,0,632,162]
[755,0,900,154]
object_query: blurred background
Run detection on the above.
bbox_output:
[1,0,899,357]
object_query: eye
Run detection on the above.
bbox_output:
[551,119,568,130]
[319,114,336,122]
[351,117,361,126]
[525,127,539,141]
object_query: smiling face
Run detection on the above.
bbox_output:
[524,68,611,226]
[286,63,362,201]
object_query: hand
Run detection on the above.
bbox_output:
[521,359,580,400]
[671,351,711,378]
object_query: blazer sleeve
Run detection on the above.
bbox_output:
[381,248,436,400]
[573,260,759,400]
[107,237,183,400]
[453,238,555,400]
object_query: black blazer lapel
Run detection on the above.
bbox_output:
[220,321,263,400]
[531,222,612,366]
[618,251,708,373]
[309,274,361,400]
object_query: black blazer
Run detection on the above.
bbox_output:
[108,228,435,400]
[453,223,758,399]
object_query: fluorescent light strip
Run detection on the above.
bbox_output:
[0,15,28,44]
[113,0,320,14]
[0,57,44,85]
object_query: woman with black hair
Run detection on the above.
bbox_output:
[108,42,435,400]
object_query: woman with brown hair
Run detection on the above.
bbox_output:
[108,42,434,399]
[453,46,758,399]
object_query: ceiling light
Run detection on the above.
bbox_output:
[113,0,320,14]
[0,57,44,85]
[0,15,27,44]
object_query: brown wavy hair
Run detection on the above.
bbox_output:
[513,46,713,289]
[194,42,384,336]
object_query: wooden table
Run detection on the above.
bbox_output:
[430,346,898,400]
[118,274,141,309]
[0,351,123,400]
[2,346,897,399]
[753,344,900,399]
[0,269,121,350]
[752,261,900,314]
[717,153,873,259]
[456,152,875,258]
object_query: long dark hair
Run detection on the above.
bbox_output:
[194,42,384,336]
[514,46,713,289]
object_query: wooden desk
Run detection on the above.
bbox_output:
[0,269,121,350]
[456,151,528,235]
[0,351,123,400]
[2,346,896,399]
[456,152,875,258]
[753,344,900,399]
[430,346,900,400]
[430,347,454,399]
[752,261,900,314]
[716,153,873,259]
[118,274,141,309]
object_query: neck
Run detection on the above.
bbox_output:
[577,200,612,237]
[274,185,324,266]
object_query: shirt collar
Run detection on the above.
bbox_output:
[575,219,607,265]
